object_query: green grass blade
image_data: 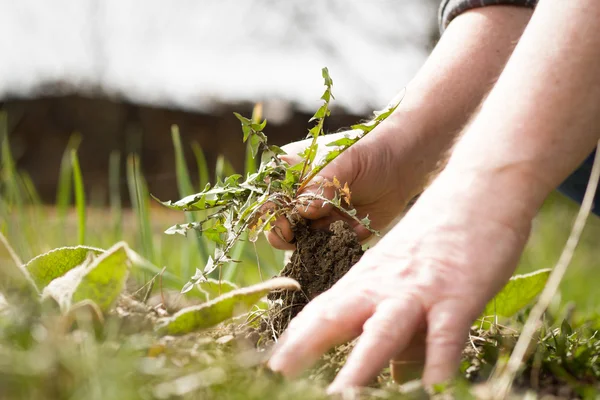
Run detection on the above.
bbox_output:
[0,112,22,207]
[171,125,195,196]
[215,155,226,182]
[171,125,209,278]
[19,171,42,206]
[56,133,82,221]
[191,141,210,190]
[222,231,248,282]
[244,140,257,176]
[215,155,236,182]
[71,150,86,245]
[126,154,155,263]
[109,151,123,239]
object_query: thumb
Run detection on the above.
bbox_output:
[296,147,357,221]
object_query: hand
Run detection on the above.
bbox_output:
[265,6,534,250]
[267,109,442,249]
[267,168,533,392]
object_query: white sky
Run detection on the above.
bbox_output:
[0,0,437,114]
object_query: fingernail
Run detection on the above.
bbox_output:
[267,352,284,374]
[326,384,341,395]
[327,382,355,396]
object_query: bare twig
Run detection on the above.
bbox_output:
[0,231,22,266]
[489,141,600,399]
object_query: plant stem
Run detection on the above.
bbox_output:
[489,140,600,399]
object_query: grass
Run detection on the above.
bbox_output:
[1,110,600,398]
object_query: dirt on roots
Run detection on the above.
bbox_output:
[267,219,363,335]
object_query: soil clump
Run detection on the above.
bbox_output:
[268,219,363,335]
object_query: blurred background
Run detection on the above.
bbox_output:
[1,0,598,312]
[0,0,438,202]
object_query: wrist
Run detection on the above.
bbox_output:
[371,88,465,198]
[423,163,547,236]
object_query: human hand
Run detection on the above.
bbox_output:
[266,110,440,249]
[267,168,534,392]
[265,5,535,250]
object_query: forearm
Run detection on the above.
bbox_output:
[375,6,532,197]
[439,0,600,229]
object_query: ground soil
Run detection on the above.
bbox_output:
[268,219,363,335]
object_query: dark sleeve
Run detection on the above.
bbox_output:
[438,0,538,33]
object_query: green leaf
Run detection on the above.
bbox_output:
[321,67,333,87]
[245,140,257,175]
[268,145,286,156]
[25,245,104,291]
[310,104,329,122]
[156,277,300,335]
[197,278,239,300]
[250,120,267,132]
[326,137,359,147]
[41,242,131,313]
[41,261,91,311]
[482,268,551,318]
[203,224,228,245]
[71,244,130,311]
[165,222,199,236]
[249,133,262,158]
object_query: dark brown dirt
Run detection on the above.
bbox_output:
[268,219,363,335]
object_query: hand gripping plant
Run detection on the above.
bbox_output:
[159,68,403,293]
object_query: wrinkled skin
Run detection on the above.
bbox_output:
[268,169,531,391]
[267,0,600,393]
[266,126,418,248]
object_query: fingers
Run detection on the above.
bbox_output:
[295,176,335,220]
[422,298,475,385]
[390,329,426,384]
[265,215,295,250]
[328,297,424,393]
[309,211,374,242]
[268,293,375,378]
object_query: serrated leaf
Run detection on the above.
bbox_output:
[308,125,321,138]
[181,281,195,294]
[310,104,329,122]
[25,245,104,290]
[250,120,267,132]
[249,132,262,158]
[165,222,203,236]
[482,269,551,318]
[322,67,332,85]
[268,145,286,156]
[203,224,227,245]
[156,277,300,335]
[326,137,359,147]
[233,112,252,125]
[203,256,215,275]
[42,242,132,313]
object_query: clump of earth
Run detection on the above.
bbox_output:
[268,219,363,334]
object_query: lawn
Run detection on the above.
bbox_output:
[1,102,600,399]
